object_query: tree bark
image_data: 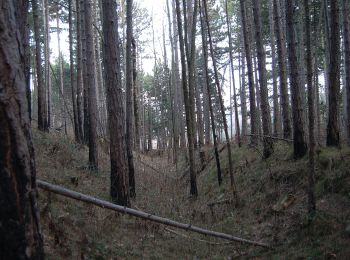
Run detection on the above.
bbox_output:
[0,1,44,257]
[32,0,48,132]
[304,0,316,221]
[252,0,274,158]
[343,0,350,145]
[84,0,99,170]
[200,0,222,185]
[101,0,130,206]
[126,0,136,198]
[285,0,308,159]
[175,0,198,196]
[239,0,258,145]
[326,0,341,146]
[273,0,292,139]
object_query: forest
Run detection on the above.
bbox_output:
[0,0,350,258]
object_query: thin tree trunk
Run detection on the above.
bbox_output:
[304,0,316,221]
[32,0,48,132]
[225,0,241,147]
[268,0,281,137]
[0,1,44,256]
[69,0,79,141]
[56,8,67,134]
[239,0,258,145]
[44,0,51,128]
[76,0,84,142]
[200,0,222,185]
[203,0,238,203]
[126,0,136,198]
[252,0,274,158]
[175,0,198,196]
[273,0,292,139]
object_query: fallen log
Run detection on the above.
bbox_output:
[37,180,271,248]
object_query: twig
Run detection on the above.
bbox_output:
[37,180,271,248]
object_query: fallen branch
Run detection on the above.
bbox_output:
[37,180,271,248]
[164,227,234,246]
[245,134,293,143]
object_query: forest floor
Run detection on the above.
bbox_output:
[33,130,350,259]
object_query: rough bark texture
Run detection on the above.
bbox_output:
[326,0,341,146]
[286,0,308,159]
[252,0,274,158]
[0,1,44,257]
[32,0,48,131]
[126,0,136,198]
[344,0,350,145]
[273,0,292,139]
[84,0,99,170]
[101,0,130,206]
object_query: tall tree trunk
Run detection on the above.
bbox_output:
[285,0,308,159]
[126,0,136,198]
[343,0,350,145]
[0,1,44,256]
[268,0,281,137]
[43,0,51,128]
[304,0,316,221]
[200,0,222,185]
[76,0,84,142]
[69,0,79,142]
[273,0,292,139]
[101,0,130,206]
[225,0,241,147]
[239,49,248,141]
[132,38,140,151]
[32,0,48,132]
[326,0,341,146]
[175,0,198,196]
[84,0,99,170]
[252,0,274,158]
[239,0,258,145]
[56,8,67,134]
[203,0,238,203]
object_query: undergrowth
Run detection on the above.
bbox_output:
[33,130,350,259]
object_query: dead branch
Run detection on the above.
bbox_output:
[164,227,234,246]
[37,180,271,248]
[207,199,232,207]
[245,134,293,143]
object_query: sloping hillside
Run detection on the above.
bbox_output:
[34,130,350,259]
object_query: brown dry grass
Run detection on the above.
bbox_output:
[34,130,350,259]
